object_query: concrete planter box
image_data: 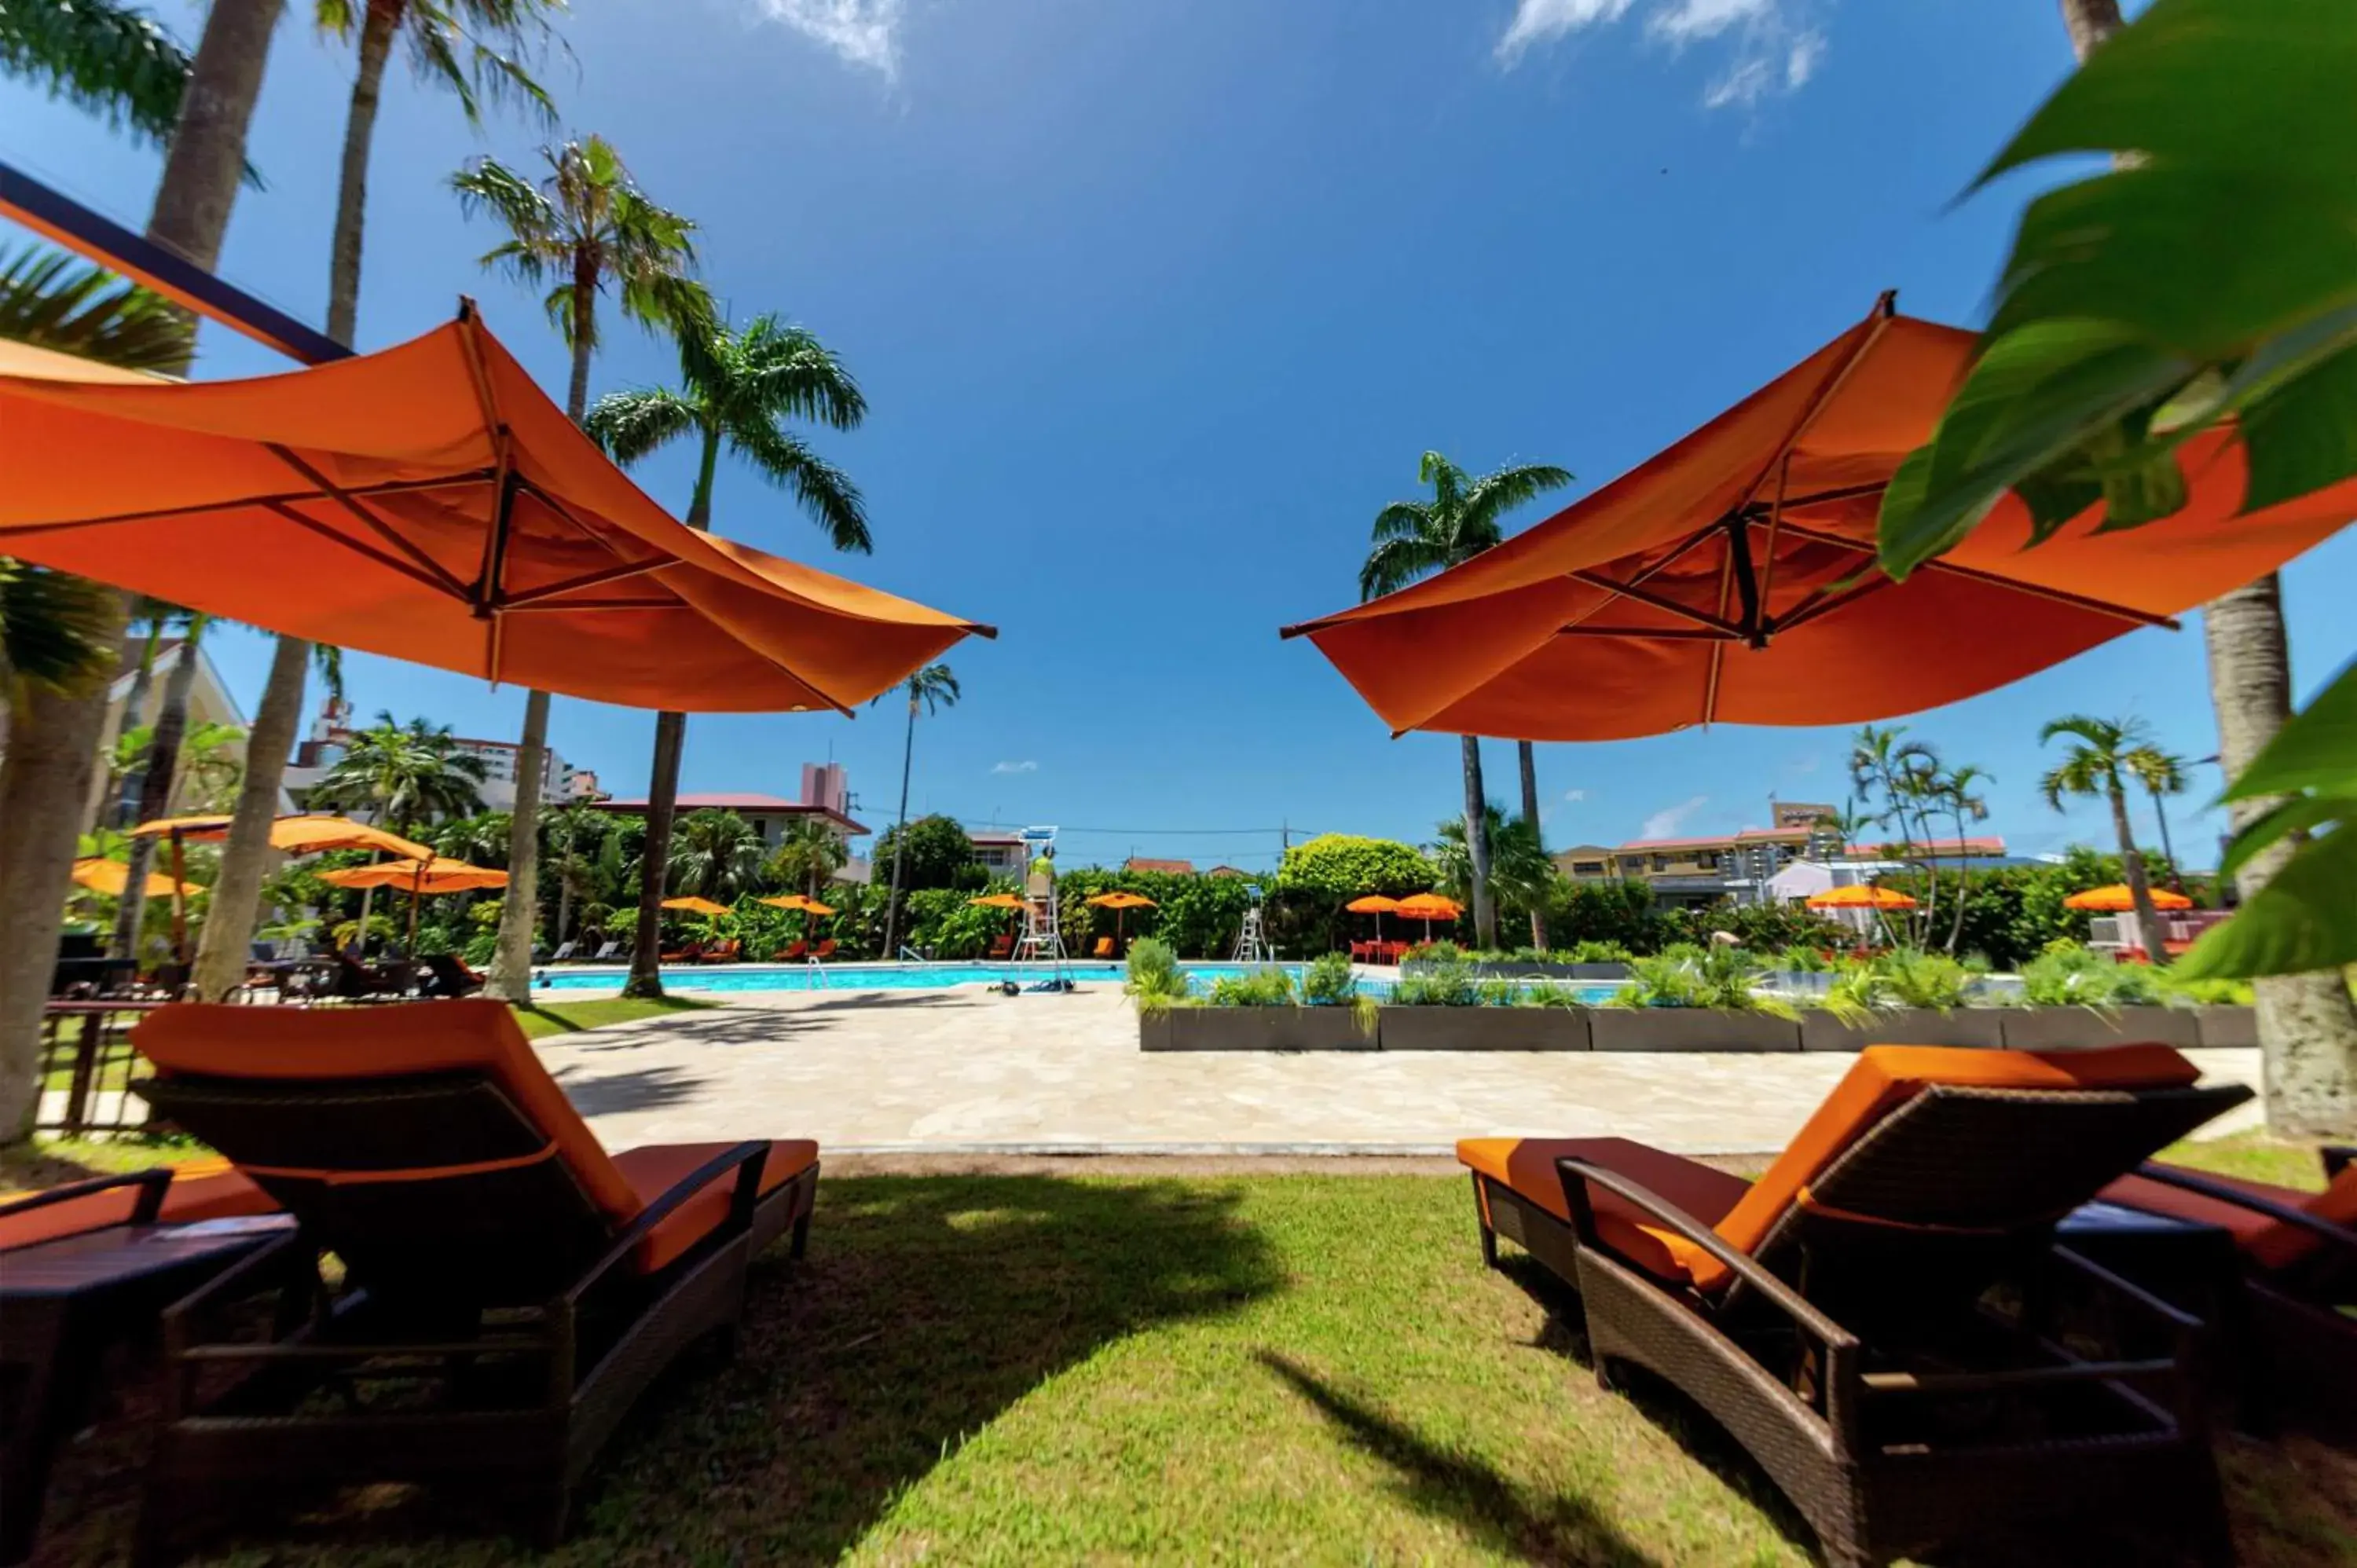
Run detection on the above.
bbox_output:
[1376,1006,1589,1052]
[1993,1005,2203,1050]
[2192,1005,2260,1049]
[1586,1008,1802,1053]
[1138,1007,1375,1052]
[1799,1006,2008,1053]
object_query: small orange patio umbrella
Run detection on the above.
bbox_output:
[1281,296,2357,742]
[1392,892,1464,942]
[1086,890,1157,946]
[319,858,508,955]
[660,896,731,918]
[1805,885,1918,910]
[1344,893,1402,946]
[2066,885,2195,912]
[131,813,434,963]
[71,857,200,899]
[761,892,838,944]
[969,892,1027,954]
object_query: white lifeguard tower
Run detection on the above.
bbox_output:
[1013,825,1071,987]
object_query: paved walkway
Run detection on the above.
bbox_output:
[530,987,2267,1156]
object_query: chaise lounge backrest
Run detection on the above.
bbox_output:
[1683,1045,2237,1292]
[132,1002,648,1302]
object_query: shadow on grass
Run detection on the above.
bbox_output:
[1257,1350,1661,1568]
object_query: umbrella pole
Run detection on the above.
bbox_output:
[405,882,422,958]
[170,830,188,968]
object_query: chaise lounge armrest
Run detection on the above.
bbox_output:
[0,1166,170,1228]
[2131,1162,2357,1258]
[565,1138,772,1304]
[1554,1156,1856,1352]
[2323,1146,2353,1179]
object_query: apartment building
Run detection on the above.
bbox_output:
[284,698,595,812]
[1552,800,1851,908]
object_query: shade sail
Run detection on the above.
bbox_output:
[71,856,198,897]
[0,310,993,714]
[1282,297,2357,742]
[131,814,434,860]
[317,859,508,894]
[2066,884,2195,912]
[1807,885,1917,910]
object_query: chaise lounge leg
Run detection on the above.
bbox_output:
[790,1211,812,1260]
[1470,1173,1498,1269]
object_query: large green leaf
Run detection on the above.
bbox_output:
[2173,825,2357,979]
[2237,340,2357,515]
[1977,0,2357,190]
[1877,321,2189,577]
[2214,792,2352,885]
[2222,661,2357,802]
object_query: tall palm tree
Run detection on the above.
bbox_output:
[315,0,557,347]
[768,817,848,902]
[109,610,207,958]
[307,713,490,833]
[585,311,867,998]
[537,803,607,947]
[1939,763,1993,954]
[2124,745,2189,893]
[2040,715,2169,964]
[1516,742,1549,950]
[452,135,709,1000]
[665,809,764,902]
[867,663,959,956]
[1359,451,1571,949]
[1431,804,1552,940]
[2053,0,2357,1138]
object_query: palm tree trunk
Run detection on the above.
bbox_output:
[112,616,205,960]
[485,688,548,1000]
[882,694,917,956]
[1460,735,1495,948]
[2147,783,2183,892]
[1,0,284,1134]
[324,0,400,347]
[1516,739,1548,951]
[1945,808,1973,954]
[555,870,573,947]
[2106,782,2168,968]
[100,621,163,830]
[624,709,685,998]
[2204,575,2357,1135]
[189,633,307,999]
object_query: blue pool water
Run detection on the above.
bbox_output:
[533,961,1618,1005]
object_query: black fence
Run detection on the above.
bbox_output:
[35,1002,168,1137]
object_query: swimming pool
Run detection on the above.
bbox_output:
[532,961,1619,1004]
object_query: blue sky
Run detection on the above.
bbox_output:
[7,0,2351,873]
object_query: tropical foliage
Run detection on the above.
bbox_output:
[0,0,196,148]
[665,808,766,900]
[768,817,849,902]
[2039,714,2171,962]
[304,713,489,831]
[1610,943,1796,1017]
[870,815,979,894]
[0,241,192,370]
[1271,834,1432,901]
[867,663,959,954]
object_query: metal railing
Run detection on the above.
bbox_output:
[35,1001,169,1137]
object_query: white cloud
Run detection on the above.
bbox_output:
[750,0,906,78]
[1638,795,1710,839]
[1563,788,1588,803]
[1495,0,1826,111]
[990,760,1038,775]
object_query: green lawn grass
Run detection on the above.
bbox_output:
[31,1174,2357,1566]
[510,995,715,1039]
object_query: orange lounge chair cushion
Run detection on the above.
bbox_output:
[610,1140,818,1273]
[2101,1163,2357,1273]
[1463,1043,2201,1292]
[0,1158,274,1251]
[1458,1134,1748,1284]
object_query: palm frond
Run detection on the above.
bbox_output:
[735,315,866,430]
[0,242,192,371]
[726,417,871,552]
[1461,463,1574,533]
[0,557,119,697]
[0,0,192,148]
[1369,500,1433,544]
[582,387,699,463]
[1358,536,1448,601]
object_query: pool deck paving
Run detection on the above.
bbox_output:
[529,984,2267,1156]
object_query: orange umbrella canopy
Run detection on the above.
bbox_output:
[1343,895,1403,914]
[1282,299,2356,742]
[72,857,199,898]
[660,896,731,917]
[1087,892,1158,910]
[2066,884,2195,912]
[318,859,508,894]
[132,813,434,860]
[1393,892,1464,919]
[761,894,838,916]
[0,312,993,713]
[1807,884,1918,910]
[967,893,1027,910]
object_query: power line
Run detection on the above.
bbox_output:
[954,819,1333,839]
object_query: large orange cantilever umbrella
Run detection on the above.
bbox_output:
[0,310,993,713]
[1281,296,2356,742]
[319,858,508,955]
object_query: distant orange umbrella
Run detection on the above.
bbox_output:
[1806,885,1918,910]
[1281,299,2357,742]
[130,814,435,963]
[319,859,508,955]
[2066,885,2195,912]
[1392,892,1464,941]
[1087,890,1157,945]
[761,894,838,916]
[967,893,1027,910]
[1344,893,1402,946]
[660,896,731,918]
[71,857,198,899]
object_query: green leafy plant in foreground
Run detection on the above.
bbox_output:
[1208,968,1296,1008]
[1518,980,1585,1010]
[1123,937,1190,1017]
[2020,945,2161,1010]
[1299,952,1355,1006]
[1612,944,1797,1018]
[1392,945,1478,1007]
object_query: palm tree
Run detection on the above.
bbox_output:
[453,135,709,1001]
[538,803,607,947]
[585,311,867,998]
[315,0,556,347]
[665,810,764,901]
[1847,724,1939,942]
[2124,745,2189,893]
[1431,804,1552,943]
[108,610,207,958]
[0,243,193,370]
[2053,0,2357,1138]
[768,817,848,902]
[2040,715,2170,965]
[865,663,959,955]
[4,0,290,1120]
[1358,450,1572,949]
[1,0,198,145]
[1516,742,1549,950]
[174,720,246,810]
[1939,763,1993,954]
[306,713,490,833]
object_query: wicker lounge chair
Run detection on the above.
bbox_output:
[658,940,705,964]
[2098,1145,2355,1435]
[328,949,410,1000]
[123,1002,820,1563]
[0,1161,273,1253]
[703,939,742,963]
[774,939,808,962]
[1459,1045,2249,1568]
[418,952,486,998]
[811,939,838,961]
